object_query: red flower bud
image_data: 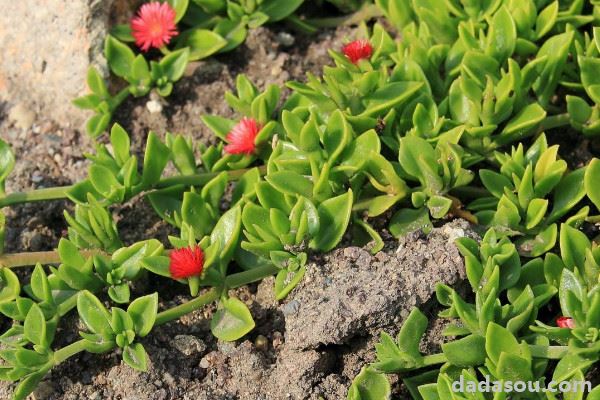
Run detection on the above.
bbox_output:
[556,316,575,329]
[131,2,178,52]
[224,117,262,155]
[342,39,373,64]
[169,245,204,279]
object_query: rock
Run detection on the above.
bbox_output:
[264,348,334,399]
[0,1,111,128]
[32,380,54,400]
[8,103,36,129]
[89,391,102,400]
[31,171,44,183]
[146,99,163,114]
[254,335,269,351]
[169,334,207,356]
[282,219,475,350]
[275,32,295,47]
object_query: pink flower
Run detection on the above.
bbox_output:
[342,39,373,64]
[556,316,575,329]
[131,2,178,52]
[169,246,204,279]
[224,118,262,155]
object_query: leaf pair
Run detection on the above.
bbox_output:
[77,291,158,371]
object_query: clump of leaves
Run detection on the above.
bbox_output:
[471,134,587,257]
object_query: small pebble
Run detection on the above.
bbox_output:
[89,391,101,400]
[31,171,44,183]
[32,381,54,400]
[169,334,207,356]
[163,372,175,386]
[199,356,211,369]
[276,32,295,47]
[146,99,163,114]
[254,334,268,351]
[272,331,284,349]
[281,300,300,316]
[8,103,36,129]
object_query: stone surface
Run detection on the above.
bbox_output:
[0,0,111,128]
[282,219,476,350]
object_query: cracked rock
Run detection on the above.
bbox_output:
[282,219,475,350]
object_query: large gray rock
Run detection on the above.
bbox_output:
[282,219,475,351]
[0,0,112,127]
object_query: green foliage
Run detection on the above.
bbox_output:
[210,296,255,341]
[472,135,587,257]
[0,139,15,197]
[63,194,123,252]
[77,290,157,370]
[68,124,170,204]
[74,0,363,138]
[3,0,600,398]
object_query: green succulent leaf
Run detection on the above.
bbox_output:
[210,297,255,341]
[310,190,353,251]
[127,293,158,338]
[181,29,227,61]
[585,159,600,211]
[77,291,113,335]
[105,35,135,79]
[167,0,189,22]
[23,304,47,348]
[347,367,391,400]
[122,342,148,371]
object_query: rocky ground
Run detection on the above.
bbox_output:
[0,222,474,400]
[0,13,478,400]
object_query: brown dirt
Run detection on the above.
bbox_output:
[0,220,472,400]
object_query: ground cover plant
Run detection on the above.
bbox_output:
[72,0,378,137]
[0,0,600,399]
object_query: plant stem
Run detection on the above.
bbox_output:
[109,87,131,110]
[306,3,383,27]
[0,186,72,208]
[155,166,265,189]
[53,339,89,364]
[0,241,279,272]
[225,264,280,288]
[540,113,570,131]
[155,287,220,326]
[154,264,279,326]
[448,195,478,224]
[0,167,266,209]
[56,294,80,317]
[0,250,102,268]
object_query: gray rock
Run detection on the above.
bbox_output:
[282,219,474,350]
[169,334,207,356]
[275,32,295,47]
[32,380,54,400]
[0,0,112,127]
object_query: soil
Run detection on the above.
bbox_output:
[0,12,475,400]
[0,221,473,400]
